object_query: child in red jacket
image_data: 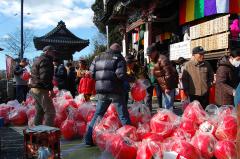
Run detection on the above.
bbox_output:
[78,72,96,102]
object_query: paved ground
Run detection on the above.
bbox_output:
[0,100,183,159]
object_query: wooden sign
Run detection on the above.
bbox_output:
[170,41,191,60]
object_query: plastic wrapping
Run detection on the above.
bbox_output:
[131,80,147,102]
[199,120,218,136]
[171,128,191,142]
[128,103,151,127]
[150,109,179,138]
[24,94,36,107]
[28,117,35,127]
[179,119,198,137]
[205,104,219,117]
[217,105,236,119]
[60,108,77,140]
[9,107,27,125]
[170,140,201,159]
[182,101,207,125]
[75,121,86,138]
[215,115,237,141]
[116,125,138,141]
[214,140,237,159]
[0,105,13,125]
[106,103,117,116]
[136,122,151,140]
[105,134,137,159]
[74,94,86,107]
[191,132,217,159]
[93,114,121,145]
[26,106,36,119]
[77,102,96,122]
[136,133,163,159]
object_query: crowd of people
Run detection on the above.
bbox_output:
[13,43,240,146]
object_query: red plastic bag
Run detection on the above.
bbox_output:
[93,114,121,144]
[74,94,85,107]
[106,135,137,159]
[191,132,217,159]
[54,114,67,128]
[116,125,138,141]
[150,109,179,138]
[214,140,237,159]
[28,117,35,127]
[215,115,237,141]
[128,103,151,127]
[180,119,198,137]
[61,119,76,140]
[22,71,30,81]
[9,107,27,125]
[171,128,191,141]
[217,105,236,119]
[136,123,151,140]
[26,107,36,119]
[0,105,13,125]
[77,102,96,122]
[95,132,114,150]
[75,121,86,138]
[131,80,147,102]
[182,101,207,125]
[60,107,77,140]
[106,103,117,116]
[136,134,163,159]
[170,140,201,159]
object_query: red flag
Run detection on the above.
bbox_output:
[5,55,14,80]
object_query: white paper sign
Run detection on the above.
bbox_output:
[170,41,191,61]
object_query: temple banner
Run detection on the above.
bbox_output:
[170,41,191,60]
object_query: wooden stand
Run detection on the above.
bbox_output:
[23,125,61,159]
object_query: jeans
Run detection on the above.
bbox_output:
[162,89,175,109]
[30,88,56,127]
[16,85,28,103]
[145,84,162,112]
[189,92,209,109]
[85,94,131,145]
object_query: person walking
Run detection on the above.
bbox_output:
[30,45,56,126]
[85,43,131,146]
[14,58,29,103]
[53,58,67,90]
[153,51,178,110]
[66,62,76,98]
[182,46,214,109]
[144,44,162,111]
[215,48,240,106]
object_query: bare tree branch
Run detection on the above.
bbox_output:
[4,28,34,58]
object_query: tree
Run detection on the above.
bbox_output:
[92,0,123,45]
[84,33,107,66]
[4,28,34,58]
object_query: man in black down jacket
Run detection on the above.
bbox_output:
[66,62,76,98]
[53,58,68,90]
[85,43,131,146]
[30,45,55,126]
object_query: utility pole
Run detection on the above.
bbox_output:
[20,0,24,59]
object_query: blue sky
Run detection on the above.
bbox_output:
[0,0,99,70]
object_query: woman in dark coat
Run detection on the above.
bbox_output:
[215,49,240,106]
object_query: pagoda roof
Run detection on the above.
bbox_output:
[33,21,89,52]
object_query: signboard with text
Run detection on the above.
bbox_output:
[170,41,191,61]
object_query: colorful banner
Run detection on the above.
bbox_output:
[179,0,240,24]
[5,55,15,80]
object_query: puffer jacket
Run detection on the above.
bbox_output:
[90,50,127,94]
[30,54,54,90]
[215,56,240,105]
[153,55,178,91]
[54,64,67,90]
[14,64,28,86]
[78,73,96,95]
